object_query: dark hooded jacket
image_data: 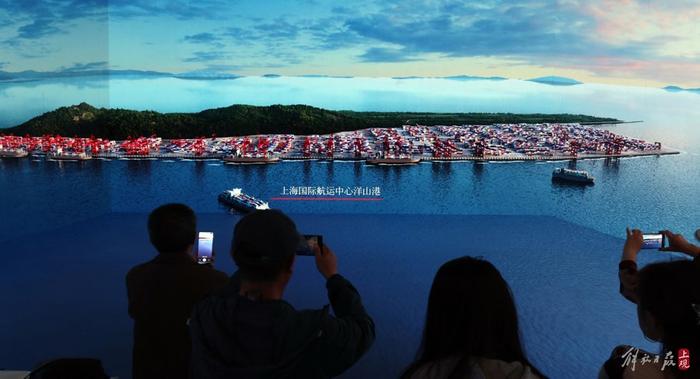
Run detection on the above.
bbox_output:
[189,273,375,379]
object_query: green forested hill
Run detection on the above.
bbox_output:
[3,102,619,140]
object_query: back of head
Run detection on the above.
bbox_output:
[405,256,536,377]
[637,260,700,377]
[231,209,299,282]
[147,203,196,254]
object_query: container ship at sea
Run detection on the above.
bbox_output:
[218,188,270,213]
[47,149,92,161]
[552,168,595,185]
[0,149,29,158]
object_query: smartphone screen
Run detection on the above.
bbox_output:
[642,233,663,250]
[197,232,214,264]
[297,234,323,256]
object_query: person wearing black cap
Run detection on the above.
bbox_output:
[189,209,375,379]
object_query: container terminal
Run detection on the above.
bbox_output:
[0,123,677,164]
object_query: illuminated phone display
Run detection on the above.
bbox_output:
[197,232,214,264]
[297,234,323,256]
[642,233,663,250]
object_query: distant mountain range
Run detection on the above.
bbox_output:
[3,102,618,140]
[0,69,241,82]
[392,75,507,81]
[663,85,700,94]
[1,68,586,85]
[527,76,582,86]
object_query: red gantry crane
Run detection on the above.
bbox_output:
[326,134,334,159]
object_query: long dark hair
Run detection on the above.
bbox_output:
[637,260,700,378]
[402,256,543,378]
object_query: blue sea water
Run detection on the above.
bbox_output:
[1,76,699,378]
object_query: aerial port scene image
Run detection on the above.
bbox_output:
[1,1,699,379]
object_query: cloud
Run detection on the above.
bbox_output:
[252,18,300,39]
[183,32,224,48]
[346,0,688,64]
[107,0,228,20]
[3,0,699,85]
[213,14,364,67]
[555,56,700,86]
[344,2,602,58]
[0,0,107,26]
[223,26,256,42]
[202,63,242,72]
[184,32,220,44]
[16,19,61,39]
[1,0,106,55]
[223,17,303,44]
[183,51,232,63]
[331,6,352,14]
[59,61,109,72]
[357,47,422,62]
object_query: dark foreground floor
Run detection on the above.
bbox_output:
[0,213,668,378]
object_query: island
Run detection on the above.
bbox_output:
[0,103,677,163]
[5,103,619,140]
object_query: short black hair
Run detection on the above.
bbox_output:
[147,203,196,254]
[231,210,299,282]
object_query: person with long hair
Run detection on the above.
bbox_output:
[601,229,700,378]
[402,256,544,379]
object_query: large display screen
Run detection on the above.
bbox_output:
[1,1,698,378]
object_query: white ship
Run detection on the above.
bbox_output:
[552,168,594,184]
[218,188,270,212]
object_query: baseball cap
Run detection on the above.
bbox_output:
[231,209,300,268]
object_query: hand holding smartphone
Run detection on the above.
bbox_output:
[197,232,214,264]
[297,234,323,256]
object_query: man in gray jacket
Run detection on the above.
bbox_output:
[189,209,375,379]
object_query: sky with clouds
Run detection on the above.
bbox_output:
[1,0,699,87]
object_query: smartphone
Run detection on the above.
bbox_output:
[297,234,323,256]
[641,232,664,250]
[197,232,214,264]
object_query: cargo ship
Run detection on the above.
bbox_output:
[222,155,280,164]
[47,151,92,161]
[552,168,594,184]
[218,188,270,212]
[366,157,420,165]
[366,153,420,165]
[0,149,29,158]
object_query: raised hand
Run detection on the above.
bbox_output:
[660,230,700,257]
[622,228,644,261]
[315,243,339,279]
